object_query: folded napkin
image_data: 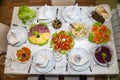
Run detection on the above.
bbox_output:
[34,54,50,68]
[67,4,78,19]
[38,4,53,19]
[7,26,27,46]
[71,53,90,66]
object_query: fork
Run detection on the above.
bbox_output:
[66,54,68,72]
[89,66,92,72]
[28,56,34,73]
[104,59,110,68]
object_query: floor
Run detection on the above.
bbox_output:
[0,0,120,80]
[96,0,119,9]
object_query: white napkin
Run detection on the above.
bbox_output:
[34,54,50,68]
[71,54,90,66]
[7,26,27,46]
[67,4,78,19]
[38,5,53,19]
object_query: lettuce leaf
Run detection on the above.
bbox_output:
[18,5,36,24]
[93,22,102,27]
[88,32,94,43]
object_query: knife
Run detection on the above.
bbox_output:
[28,56,34,73]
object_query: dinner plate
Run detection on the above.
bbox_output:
[33,49,55,73]
[7,25,28,47]
[62,6,80,23]
[68,48,91,71]
[37,7,56,23]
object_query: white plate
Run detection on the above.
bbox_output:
[62,6,80,23]
[37,7,56,23]
[93,44,113,67]
[95,4,112,21]
[68,48,91,71]
[7,25,28,47]
[15,46,32,63]
[69,22,89,40]
[33,49,55,73]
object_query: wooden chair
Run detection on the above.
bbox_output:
[0,23,10,54]
[50,0,76,6]
[0,23,17,78]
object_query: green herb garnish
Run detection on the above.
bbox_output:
[101,52,107,59]
[76,26,82,32]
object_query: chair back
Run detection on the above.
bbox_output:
[51,0,76,6]
[0,23,10,54]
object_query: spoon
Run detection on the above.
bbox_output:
[56,8,59,20]
[70,24,77,31]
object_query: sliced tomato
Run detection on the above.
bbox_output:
[101,25,107,32]
[94,31,103,38]
[59,30,66,35]
[103,34,110,41]
[54,44,59,49]
[64,45,70,50]
[93,36,102,44]
[92,26,99,32]
[58,33,62,39]
[21,47,30,53]
[52,37,59,44]
[66,36,72,43]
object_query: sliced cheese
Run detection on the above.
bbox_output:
[29,32,50,44]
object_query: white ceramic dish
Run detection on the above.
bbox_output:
[33,49,55,73]
[95,4,112,22]
[62,6,80,23]
[93,44,113,67]
[15,46,31,63]
[68,48,91,71]
[69,22,89,40]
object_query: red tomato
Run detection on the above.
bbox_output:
[66,36,72,43]
[54,44,59,49]
[101,25,107,32]
[59,30,66,35]
[94,31,103,38]
[64,44,70,50]
[103,34,110,41]
[52,37,59,44]
[92,26,99,32]
[93,36,102,44]
[58,33,62,39]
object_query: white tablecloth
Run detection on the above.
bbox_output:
[4,5,119,75]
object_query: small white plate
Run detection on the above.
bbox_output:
[15,46,32,63]
[62,6,80,23]
[69,22,89,40]
[33,49,55,73]
[93,44,113,67]
[68,48,91,71]
[95,4,112,22]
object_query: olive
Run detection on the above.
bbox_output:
[52,20,62,29]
